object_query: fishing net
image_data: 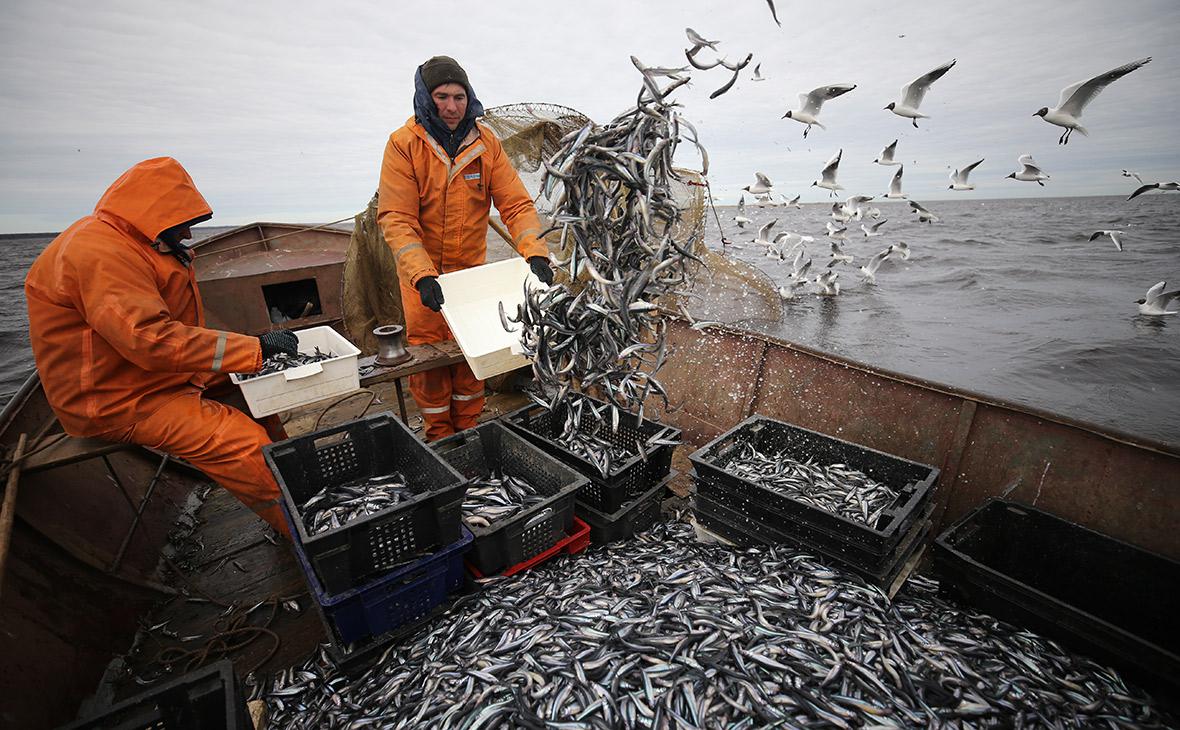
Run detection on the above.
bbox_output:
[482,103,782,327]
[342,192,404,355]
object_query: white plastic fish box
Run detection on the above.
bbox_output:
[437,258,546,380]
[230,326,361,418]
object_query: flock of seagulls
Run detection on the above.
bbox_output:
[674,23,1175,315]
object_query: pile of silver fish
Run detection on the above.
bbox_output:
[240,347,336,380]
[260,520,1170,728]
[462,474,546,530]
[300,473,415,536]
[723,443,901,526]
[505,67,707,418]
[543,395,680,478]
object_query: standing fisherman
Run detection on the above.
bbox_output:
[378,55,553,441]
[24,157,299,535]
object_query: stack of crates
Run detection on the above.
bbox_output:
[503,393,681,543]
[689,415,939,590]
[429,421,587,576]
[62,660,249,729]
[263,412,473,649]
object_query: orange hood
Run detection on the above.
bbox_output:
[93,157,213,242]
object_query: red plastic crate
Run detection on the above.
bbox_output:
[466,517,590,578]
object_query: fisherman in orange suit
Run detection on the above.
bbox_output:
[378,56,553,441]
[25,157,300,535]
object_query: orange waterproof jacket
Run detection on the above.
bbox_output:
[377,117,548,290]
[25,157,262,437]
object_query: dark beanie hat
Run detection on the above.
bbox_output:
[420,56,470,93]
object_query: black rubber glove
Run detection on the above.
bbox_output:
[528,256,554,285]
[258,329,299,358]
[416,276,444,312]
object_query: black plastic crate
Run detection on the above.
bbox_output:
[576,470,677,544]
[689,415,938,554]
[430,422,586,576]
[503,393,679,513]
[934,499,1180,696]
[696,493,931,591]
[694,471,929,565]
[61,660,249,730]
[264,412,468,594]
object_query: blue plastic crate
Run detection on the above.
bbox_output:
[293,523,473,646]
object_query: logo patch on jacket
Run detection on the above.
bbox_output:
[463,173,481,181]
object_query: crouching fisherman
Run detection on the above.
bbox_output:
[24,157,299,535]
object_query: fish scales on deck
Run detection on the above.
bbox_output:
[259,519,1170,729]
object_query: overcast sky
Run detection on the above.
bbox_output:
[2,0,1178,233]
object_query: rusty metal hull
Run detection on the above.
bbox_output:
[656,318,1180,560]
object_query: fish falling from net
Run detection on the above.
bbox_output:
[723,443,900,526]
[505,66,706,421]
[300,472,415,536]
[239,347,336,380]
[462,473,547,530]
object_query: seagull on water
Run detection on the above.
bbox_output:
[1121,169,1143,184]
[885,59,956,128]
[1089,230,1125,252]
[1137,281,1179,316]
[844,195,874,221]
[1007,155,1050,186]
[861,219,888,238]
[910,200,940,223]
[814,270,841,296]
[874,139,901,166]
[859,249,891,285]
[743,172,774,196]
[949,159,985,191]
[887,241,911,260]
[812,149,844,196]
[1128,181,1180,200]
[782,84,857,138]
[752,63,766,82]
[883,165,908,199]
[685,28,719,51]
[733,195,752,228]
[1034,57,1151,144]
[828,240,854,265]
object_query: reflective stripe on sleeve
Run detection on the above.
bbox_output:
[212,332,228,372]
[394,242,425,262]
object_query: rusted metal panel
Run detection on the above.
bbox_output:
[656,324,766,436]
[658,319,1180,559]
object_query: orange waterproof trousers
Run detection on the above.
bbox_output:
[98,391,290,536]
[409,362,485,442]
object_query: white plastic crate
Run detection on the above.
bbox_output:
[231,326,361,417]
[437,258,546,380]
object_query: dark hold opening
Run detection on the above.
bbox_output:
[263,278,323,324]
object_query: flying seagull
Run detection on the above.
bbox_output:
[1121,169,1143,184]
[874,139,901,166]
[1127,181,1180,200]
[1136,281,1179,316]
[861,219,888,238]
[765,0,782,27]
[733,194,752,228]
[1089,230,1125,252]
[1034,57,1151,144]
[812,149,844,196]
[752,63,765,82]
[885,59,956,127]
[884,165,907,199]
[887,241,911,260]
[742,172,774,195]
[826,221,848,241]
[859,249,892,285]
[910,200,940,223]
[1007,154,1050,186]
[949,159,985,190]
[754,219,779,247]
[782,84,857,138]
